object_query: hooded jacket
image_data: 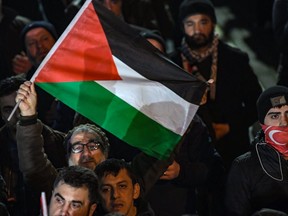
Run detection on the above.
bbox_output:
[226,130,288,216]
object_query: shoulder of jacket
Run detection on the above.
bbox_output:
[218,40,249,59]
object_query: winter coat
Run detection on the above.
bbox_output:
[226,131,288,215]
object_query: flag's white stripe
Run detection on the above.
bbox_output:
[96,56,198,136]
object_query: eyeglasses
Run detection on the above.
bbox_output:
[71,140,101,154]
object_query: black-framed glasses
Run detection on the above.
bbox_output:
[71,140,101,154]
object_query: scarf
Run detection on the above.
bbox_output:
[181,35,219,104]
[261,124,288,157]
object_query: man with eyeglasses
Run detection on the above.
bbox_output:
[15,81,174,215]
[65,123,109,171]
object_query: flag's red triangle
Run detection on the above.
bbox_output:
[35,2,120,83]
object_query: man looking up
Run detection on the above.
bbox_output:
[175,0,262,169]
[49,166,98,216]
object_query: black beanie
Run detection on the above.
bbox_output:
[21,21,58,50]
[257,85,288,124]
[179,0,217,23]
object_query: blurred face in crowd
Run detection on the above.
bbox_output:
[68,131,107,170]
[49,181,96,216]
[183,14,215,50]
[98,169,140,216]
[264,105,288,126]
[25,27,56,67]
[0,92,19,131]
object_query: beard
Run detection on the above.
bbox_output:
[68,155,97,170]
[185,30,215,50]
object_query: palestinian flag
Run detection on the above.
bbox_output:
[31,0,206,159]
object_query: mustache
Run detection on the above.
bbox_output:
[191,33,206,38]
[79,155,95,163]
[184,32,214,49]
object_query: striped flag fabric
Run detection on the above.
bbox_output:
[31,0,206,159]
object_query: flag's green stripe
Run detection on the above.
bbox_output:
[37,81,181,159]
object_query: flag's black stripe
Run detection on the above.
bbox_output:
[92,1,206,105]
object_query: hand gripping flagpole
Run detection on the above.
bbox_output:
[0,60,40,133]
[8,100,22,122]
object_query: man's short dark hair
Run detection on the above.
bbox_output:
[0,75,26,98]
[95,158,138,185]
[53,166,99,203]
[63,123,110,158]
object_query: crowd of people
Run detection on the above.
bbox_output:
[1,0,288,216]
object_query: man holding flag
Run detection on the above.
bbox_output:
[16,80,175,215]
[29,0,206,160]
[16,80,217,216]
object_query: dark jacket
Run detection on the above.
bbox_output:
[226,131,288,216]
[0,115,65,216]
[95,198,155,216]
[172,40,262,168]
[146,115,226,216]
[0,127,38,216]
[16,115,66,202]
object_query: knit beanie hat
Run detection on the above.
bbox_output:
[21,21,58,50]
[179,0,217,23]
[257,85,288,124]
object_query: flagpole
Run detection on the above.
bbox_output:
[7,100,21,122]
[41,192,48,216]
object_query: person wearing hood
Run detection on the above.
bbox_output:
[226,85,288,215]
